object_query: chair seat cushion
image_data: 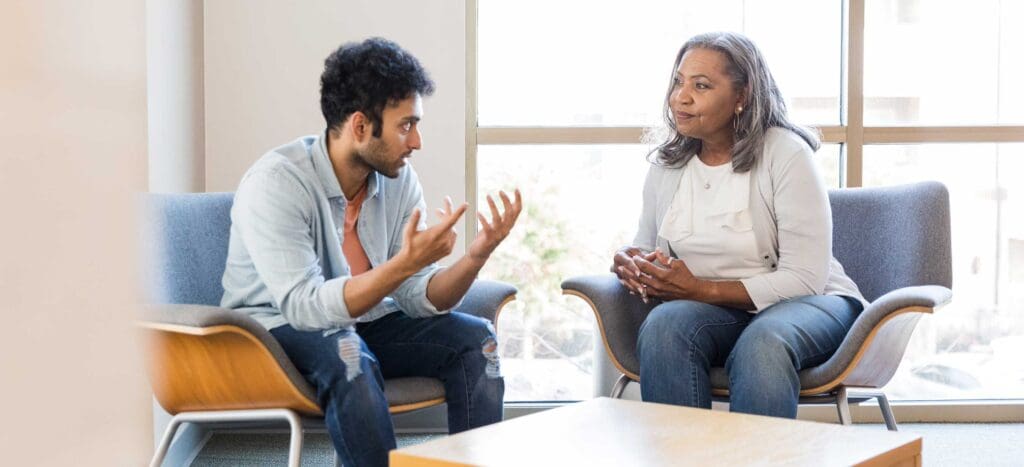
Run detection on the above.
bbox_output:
[710,367,729,390]
[384,377,446,407]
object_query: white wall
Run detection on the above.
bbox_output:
[148,0,206,193]
[204,0,470,256]
[0,1,151,464]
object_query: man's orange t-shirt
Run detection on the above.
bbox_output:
[342,184,372,276]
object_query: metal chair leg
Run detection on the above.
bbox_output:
[833,388,900,431]
[874,392,898,431]
[149,409,307,467]
[846,388,899,431]
[610,374,631,398]
[283,410,304,467]
[149,416,184,467]
[835,386,852,426]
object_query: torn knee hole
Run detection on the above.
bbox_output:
[337,333,363,382]
[481,336,501,378]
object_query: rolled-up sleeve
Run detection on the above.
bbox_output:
[740,146,832,311]
[388,169,456,318]
[233,168,355,330]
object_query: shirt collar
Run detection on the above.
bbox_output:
[312,132,379,201]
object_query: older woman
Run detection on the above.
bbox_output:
[612,31,867,418]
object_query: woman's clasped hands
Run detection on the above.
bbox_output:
[612,247,703,303]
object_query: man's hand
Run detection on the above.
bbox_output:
[398,198,467,271]
[422,191,521,311]
[343,201,464,319]
[468,189,523,262]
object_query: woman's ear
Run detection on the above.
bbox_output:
[736,88,749,113]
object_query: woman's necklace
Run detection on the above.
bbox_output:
[696,152,729,190]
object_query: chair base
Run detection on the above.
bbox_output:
[150,408,342,467]
[836,386,898,431]
[608,374,898,431]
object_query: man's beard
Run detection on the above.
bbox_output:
[359,138,404,179]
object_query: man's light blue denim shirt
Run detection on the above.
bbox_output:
[220,134,449,331]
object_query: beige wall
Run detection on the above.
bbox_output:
[0,1,150,465]
[204,0,470,255]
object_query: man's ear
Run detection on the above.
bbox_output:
[350,111,371,142]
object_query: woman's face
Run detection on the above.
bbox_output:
[669,47,744,143]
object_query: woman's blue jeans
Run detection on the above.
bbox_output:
[270,311,505,467]
[636,295,862,418]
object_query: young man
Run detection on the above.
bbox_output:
[221,37,522,466]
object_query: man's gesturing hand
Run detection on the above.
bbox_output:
[468,189,523,262]
[398,197,467,271]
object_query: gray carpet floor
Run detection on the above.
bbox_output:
[191,432,442,466]
[191,423,1024,466]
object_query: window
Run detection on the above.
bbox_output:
[864,143,1024,399]
[474,0,1024,402]
[478,145,647,400]
[479,0,842,127]
[865,0,1023,126]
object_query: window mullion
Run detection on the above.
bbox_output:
[845,0,866,188]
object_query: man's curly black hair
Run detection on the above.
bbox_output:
[320,37,435,138]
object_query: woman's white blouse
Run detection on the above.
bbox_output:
[658,156,771,280]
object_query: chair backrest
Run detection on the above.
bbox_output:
[147,192,234,306]
[829,181,952,303]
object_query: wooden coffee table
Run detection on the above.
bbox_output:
[390,397,921,466]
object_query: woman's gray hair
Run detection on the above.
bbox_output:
[649,31,820,171]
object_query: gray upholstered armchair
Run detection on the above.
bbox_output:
[562,181,952,431]
[140,193,517,467]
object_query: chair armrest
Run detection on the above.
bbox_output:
[452,280,518,324]
[798,285,952,392]
[863,285,952,312]
[841,285,953,359]
[561,274,657,378]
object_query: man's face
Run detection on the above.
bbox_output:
[357,94,423,178]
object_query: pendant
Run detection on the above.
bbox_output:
[704,182,711,189]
